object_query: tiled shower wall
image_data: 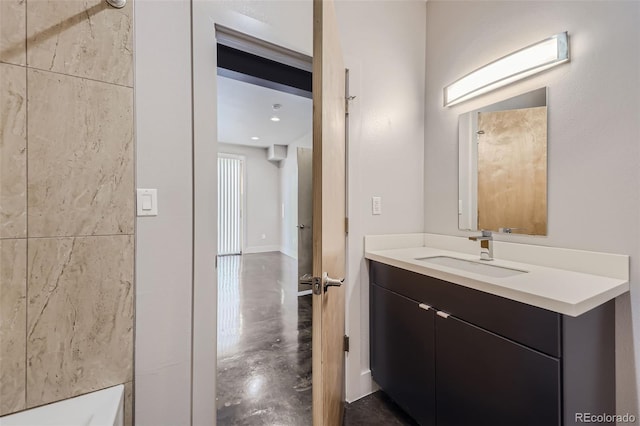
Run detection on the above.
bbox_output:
[0,0,134,421]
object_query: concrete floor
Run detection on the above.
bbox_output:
[216,252,413,425]
[344,392,418,426]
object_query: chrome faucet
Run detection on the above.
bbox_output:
[469,230,493,261]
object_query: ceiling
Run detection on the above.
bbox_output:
[217,75,312,148]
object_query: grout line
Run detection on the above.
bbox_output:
[24,65,133,90]
[24,0,29,407]
[131,0,138,423]
[0,60,26,67]
[0,62,27,71]
[24,0,28,66]
[22,233,135,240]
[189,0,196,423]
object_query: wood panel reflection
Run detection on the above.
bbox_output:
[477,106,547,235]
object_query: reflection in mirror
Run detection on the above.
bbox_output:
[458,88,547,236]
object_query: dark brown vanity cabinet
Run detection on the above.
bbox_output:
[369,261,615,426]
[435,315,560,426]
[370,284,436,425]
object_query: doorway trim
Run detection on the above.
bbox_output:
[216,24,313,99]
[216,24,312,71]
[191,14,316,425]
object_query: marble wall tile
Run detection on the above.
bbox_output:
[124,381,133,426]
[27,69,134,238]
[0,0,26,65]
[0,63,27,239]
[0,238,27,415]
[26,0,133,87]
[26,235,133,408]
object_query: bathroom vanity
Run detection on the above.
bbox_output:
[365,234,629,426]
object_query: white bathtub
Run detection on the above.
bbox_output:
[0,384,124,426]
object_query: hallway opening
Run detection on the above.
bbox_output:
[215,26,314,424]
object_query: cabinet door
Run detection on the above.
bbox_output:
[370,284,435,425]
[436,315,560,426]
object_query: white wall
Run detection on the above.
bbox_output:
[134,1,194,425]
[218,143,281,253]
[424,0,640,418]
[335,0,427,402]
[279,132,312,259]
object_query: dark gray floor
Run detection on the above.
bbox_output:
[344,391,418,426]
[216,252,414,425]
[217,253,312,425]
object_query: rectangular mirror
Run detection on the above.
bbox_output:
[458,87,547,236]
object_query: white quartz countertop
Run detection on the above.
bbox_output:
[365,234,630,317]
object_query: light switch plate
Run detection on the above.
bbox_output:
[372,196,382,215]
[137,189,158,216]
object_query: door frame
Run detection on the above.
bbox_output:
[191,11,320,425]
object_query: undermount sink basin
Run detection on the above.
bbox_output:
[415,256,528,278]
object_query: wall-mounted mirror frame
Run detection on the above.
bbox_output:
[458,87,548,236]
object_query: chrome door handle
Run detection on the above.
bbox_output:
[323,272,344,292]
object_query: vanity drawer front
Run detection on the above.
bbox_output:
[370,261,561,357]
[370,260,440,301]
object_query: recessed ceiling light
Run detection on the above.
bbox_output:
[251,136,260,140]
[270,104,282,122]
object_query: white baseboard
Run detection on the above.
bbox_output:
[346,370,378,403]
[243,245,281,254]
[279,246,298,260]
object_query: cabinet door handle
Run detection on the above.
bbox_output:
[418,303,431,311]
[436,311,450,319]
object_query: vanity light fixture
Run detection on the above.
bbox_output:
[444,32,569,107]
[251,136,260,140]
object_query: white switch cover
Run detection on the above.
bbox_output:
[137,189,158,216]
[372,196,382,215]
[142,194,152,210]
